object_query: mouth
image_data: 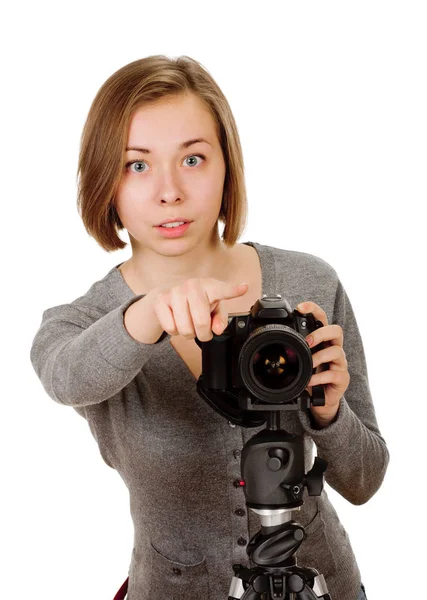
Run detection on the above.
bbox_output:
[155,221,191,228]
[154,221,192,237]
[154,218,193,227]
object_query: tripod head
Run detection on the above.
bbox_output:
[241,410,327,511]
[194,399,332,598]
[230,409,330,599]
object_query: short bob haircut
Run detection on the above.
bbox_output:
[76,55,248,252]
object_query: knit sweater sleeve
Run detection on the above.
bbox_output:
[30,294,170,407]
[298,276,390,505]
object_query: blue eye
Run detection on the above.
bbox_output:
[125,154,206,173]
[126,161,146,173]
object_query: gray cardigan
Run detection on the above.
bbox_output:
[30,241,389,600]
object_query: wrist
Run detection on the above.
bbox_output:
[310,405,340,430]
[124,292,164,344]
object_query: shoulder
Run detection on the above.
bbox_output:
[254,242,342,322]
[260,242,339,282]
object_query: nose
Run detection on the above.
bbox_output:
[161,195,182,204]
[158,170,185,205]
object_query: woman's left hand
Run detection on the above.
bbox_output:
[297,301,350,429]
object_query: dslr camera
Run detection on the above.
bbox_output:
[195,294,329,427]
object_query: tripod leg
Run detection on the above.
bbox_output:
[228,573,245,600]
[228,565,262,600]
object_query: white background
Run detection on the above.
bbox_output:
[2,1,426,598]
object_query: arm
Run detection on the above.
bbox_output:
[298,278,390,505]
[30,292,170,407]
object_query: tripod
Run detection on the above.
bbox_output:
[226,409,332,600]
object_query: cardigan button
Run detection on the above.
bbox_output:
[233,449,241,459]
[237,537,247,546]
[228,421,236,428]
[172,567,182,576]
[235,508,246,517]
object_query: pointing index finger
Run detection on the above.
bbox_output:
[207,281,249,303]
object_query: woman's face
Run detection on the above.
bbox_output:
[115,93,227,254]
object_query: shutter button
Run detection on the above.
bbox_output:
[237,537,247,546]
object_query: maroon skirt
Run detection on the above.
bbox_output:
[113,577,128,600]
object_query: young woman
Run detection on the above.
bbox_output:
[30,55,388,600]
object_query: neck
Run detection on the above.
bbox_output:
[124,226,238,295]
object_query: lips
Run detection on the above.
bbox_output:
[155,221,192,237]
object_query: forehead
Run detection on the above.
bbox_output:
[127,94,217,145]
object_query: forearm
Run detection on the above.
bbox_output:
[299,396,390,504]
[31,294,170,407]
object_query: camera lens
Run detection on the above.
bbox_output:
[239,324,313,404]
[252,342,300,390]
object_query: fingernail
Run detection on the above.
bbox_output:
[306,336,313,346]
[297,303,306,310]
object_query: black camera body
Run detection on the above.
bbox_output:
[195,294,328,427]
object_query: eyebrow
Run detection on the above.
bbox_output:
[126,138,212,154]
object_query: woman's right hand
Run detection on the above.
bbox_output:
[149,278,249,342]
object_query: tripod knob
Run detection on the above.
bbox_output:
[311,384,326,406]
[267,448,290,471]
[305,457,328,496]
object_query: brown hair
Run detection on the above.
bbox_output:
[76,55,248,252]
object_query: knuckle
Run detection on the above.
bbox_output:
[179,325,194,337]
[164,322,177,334]
[194,318,211,329]
[170,286,181,300]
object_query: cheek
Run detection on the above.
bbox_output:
[115,188,147,226]
[195,170,225,205]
